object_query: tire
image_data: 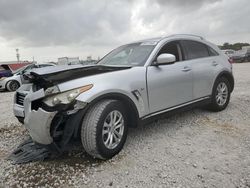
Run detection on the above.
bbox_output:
[81,100,128,159]
[207,77,231,112]
[16,116,24,124]
[6,80,20,92]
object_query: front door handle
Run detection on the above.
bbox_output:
[182,66,192,72]
[212,61,218,66]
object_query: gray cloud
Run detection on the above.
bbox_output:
[156,0,222,9]
[0,0,249,62]
[0,0,132,47]
[137,0,250,43]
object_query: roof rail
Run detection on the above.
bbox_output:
[167,34,204,40]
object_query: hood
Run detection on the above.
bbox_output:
[27,64,131,88]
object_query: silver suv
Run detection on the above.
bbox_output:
[13,34,234,160]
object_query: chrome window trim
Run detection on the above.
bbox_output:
[144,37,219,67]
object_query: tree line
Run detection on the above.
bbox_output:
[218,42,250,51]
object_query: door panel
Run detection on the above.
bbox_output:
[180,40,220,99]
[188,57,218,99]
[147,62,193,113]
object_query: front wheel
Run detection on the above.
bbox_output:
[81,100,128,159]
[6,80,20,91]
[207,77,231,112]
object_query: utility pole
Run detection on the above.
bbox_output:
[16,49,20,63]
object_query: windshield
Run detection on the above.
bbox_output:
[98,42,156,66]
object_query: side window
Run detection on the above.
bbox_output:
[25,65,34,71]
[157,41,182,62]
[39,64,52,68]
[207,46,219,56]
[182,40,209,60]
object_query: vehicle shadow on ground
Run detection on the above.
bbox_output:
[0,90,13,93]
[127,108,207,138]
[46,107,212,166]
[3,106,224,188]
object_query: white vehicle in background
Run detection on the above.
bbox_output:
[222,49,235,58]
[0,63,55,91]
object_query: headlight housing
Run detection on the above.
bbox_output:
[43,84,93,107]
[0,77,6,81]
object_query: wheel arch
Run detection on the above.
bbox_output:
[214,71,234,92]
[54,92,140,149]
[83,92,140,128]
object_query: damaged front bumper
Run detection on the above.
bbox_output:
[13,86,87,146]
[25,108,57,145]
[10,87,88,164]
[18,88,57,145]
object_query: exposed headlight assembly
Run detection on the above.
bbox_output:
[43,84,93,107]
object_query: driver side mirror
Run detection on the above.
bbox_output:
[155,53,176,65]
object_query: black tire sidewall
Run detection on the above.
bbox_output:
[7,80,20,91]
[211,77,231,111]
[95,101,128,159]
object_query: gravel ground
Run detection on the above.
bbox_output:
[0,63,250,188]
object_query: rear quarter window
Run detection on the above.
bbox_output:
[181,40,210,60]
[208,46,219,56]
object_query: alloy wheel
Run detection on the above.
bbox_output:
[102,110,124,149]
[215,82,228,106]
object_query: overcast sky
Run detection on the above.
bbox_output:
[0,0,249,62]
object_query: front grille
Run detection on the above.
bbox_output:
[16,92,27,106]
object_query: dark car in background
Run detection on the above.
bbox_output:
[0,65,13,78]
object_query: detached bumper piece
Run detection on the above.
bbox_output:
[25,108,57,145]
[7,138,51,164]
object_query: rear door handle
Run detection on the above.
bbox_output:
[212,61,218,66]
[182,66,192,72]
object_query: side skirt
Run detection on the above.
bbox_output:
[139,97,211,125]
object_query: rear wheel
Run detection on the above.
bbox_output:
[81,100,128,159]
[207,77,231,112]
[6,80,20,91]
